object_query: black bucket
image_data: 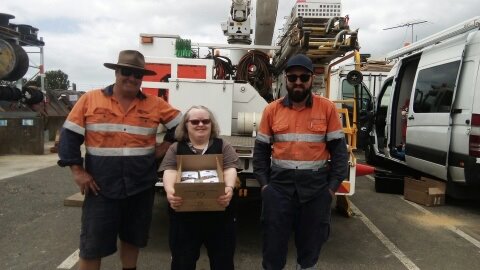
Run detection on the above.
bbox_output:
[374,171,406,194]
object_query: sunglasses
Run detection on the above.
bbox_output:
[188,119,211,125]
[286,74,311,83]
[120,68,144,79]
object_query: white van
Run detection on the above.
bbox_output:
[365,17,480,198]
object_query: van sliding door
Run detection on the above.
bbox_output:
[405,37,466,180]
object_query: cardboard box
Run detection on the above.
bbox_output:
[174,154,225,212]
[404,176,446,206]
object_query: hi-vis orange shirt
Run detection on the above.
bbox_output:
[256,95,344,169]
[63,88,180,156]
[253,94,348,202]
[58,86,181,198]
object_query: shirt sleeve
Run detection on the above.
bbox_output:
[326,101,344,141]
[255,104,273,144]
[57,128,85,167]
[62,92,89,136]
[253,104,274,187]
[326,137,349,191]
[157,97,182,131]
[159,142,179,171]
[57,93,90,167]
[222,140,240,169]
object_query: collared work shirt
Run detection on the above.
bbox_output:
[58,85,182,198]
[253,94,348,202]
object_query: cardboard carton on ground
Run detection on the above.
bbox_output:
[404,176,446,206]
[174,154,225,212]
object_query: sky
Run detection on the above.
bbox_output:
[2,0,480,91]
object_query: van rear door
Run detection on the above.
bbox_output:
[405,36,466,180]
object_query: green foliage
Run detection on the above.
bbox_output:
[34,70,70,90]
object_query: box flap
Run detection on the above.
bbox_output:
[422,177,446,193]
[176,154,223,171]
[428,187,445,195]
[404,176,446,194]
[404,177,428,192]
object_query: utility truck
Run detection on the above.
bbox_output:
[138,0,365,210]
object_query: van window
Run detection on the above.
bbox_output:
[413,61,460,113]
[381,84,392,107]
[341,81,372,111]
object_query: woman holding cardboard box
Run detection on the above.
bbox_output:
[159,105,239,270]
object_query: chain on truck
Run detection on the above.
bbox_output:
[137,0,366,215]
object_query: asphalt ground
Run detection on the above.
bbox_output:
[1,151,480,270]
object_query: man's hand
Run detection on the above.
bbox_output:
[70,165,100,195]
[329,188,335,198]
[217,186,234,207]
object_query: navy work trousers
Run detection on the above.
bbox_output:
[261,185,332,270]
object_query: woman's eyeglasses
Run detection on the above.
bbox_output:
[188,119,211,125]
[286,74,311,83]
[120,68,144,79]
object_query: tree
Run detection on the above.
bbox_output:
[35,70,70,90]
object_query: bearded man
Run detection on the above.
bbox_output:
[253,54,349,270]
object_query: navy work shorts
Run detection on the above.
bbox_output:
[79,187,155,259]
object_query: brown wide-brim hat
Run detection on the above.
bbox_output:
[104,50,156,76]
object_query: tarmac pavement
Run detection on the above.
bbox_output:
[1,147,480,269]
[0,141,59,181]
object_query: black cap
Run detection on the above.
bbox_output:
[285,54,314,73]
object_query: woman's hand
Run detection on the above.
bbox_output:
[166,191,183,210]
[163,169,182,210]
[217,186,234,207]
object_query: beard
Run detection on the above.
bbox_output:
[287,84,312,103]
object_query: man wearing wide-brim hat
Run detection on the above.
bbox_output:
[58,50,182,270]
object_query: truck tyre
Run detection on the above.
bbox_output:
[0,39,16,80]
[3,42,29,81]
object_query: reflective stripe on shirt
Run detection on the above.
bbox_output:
[64,120,85,136]
[273,133,325,143]
[165,113,182,129]
[86,123,157,136]
[86,146,155,156]
[327,130,345,141]
[272,158,328,170]
[256,132,272,144]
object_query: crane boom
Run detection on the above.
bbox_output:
[254,0,279,46]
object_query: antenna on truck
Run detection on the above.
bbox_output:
[383,19,428,45]
[386,16,480,60]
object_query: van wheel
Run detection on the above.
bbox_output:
[364,144,377,165]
